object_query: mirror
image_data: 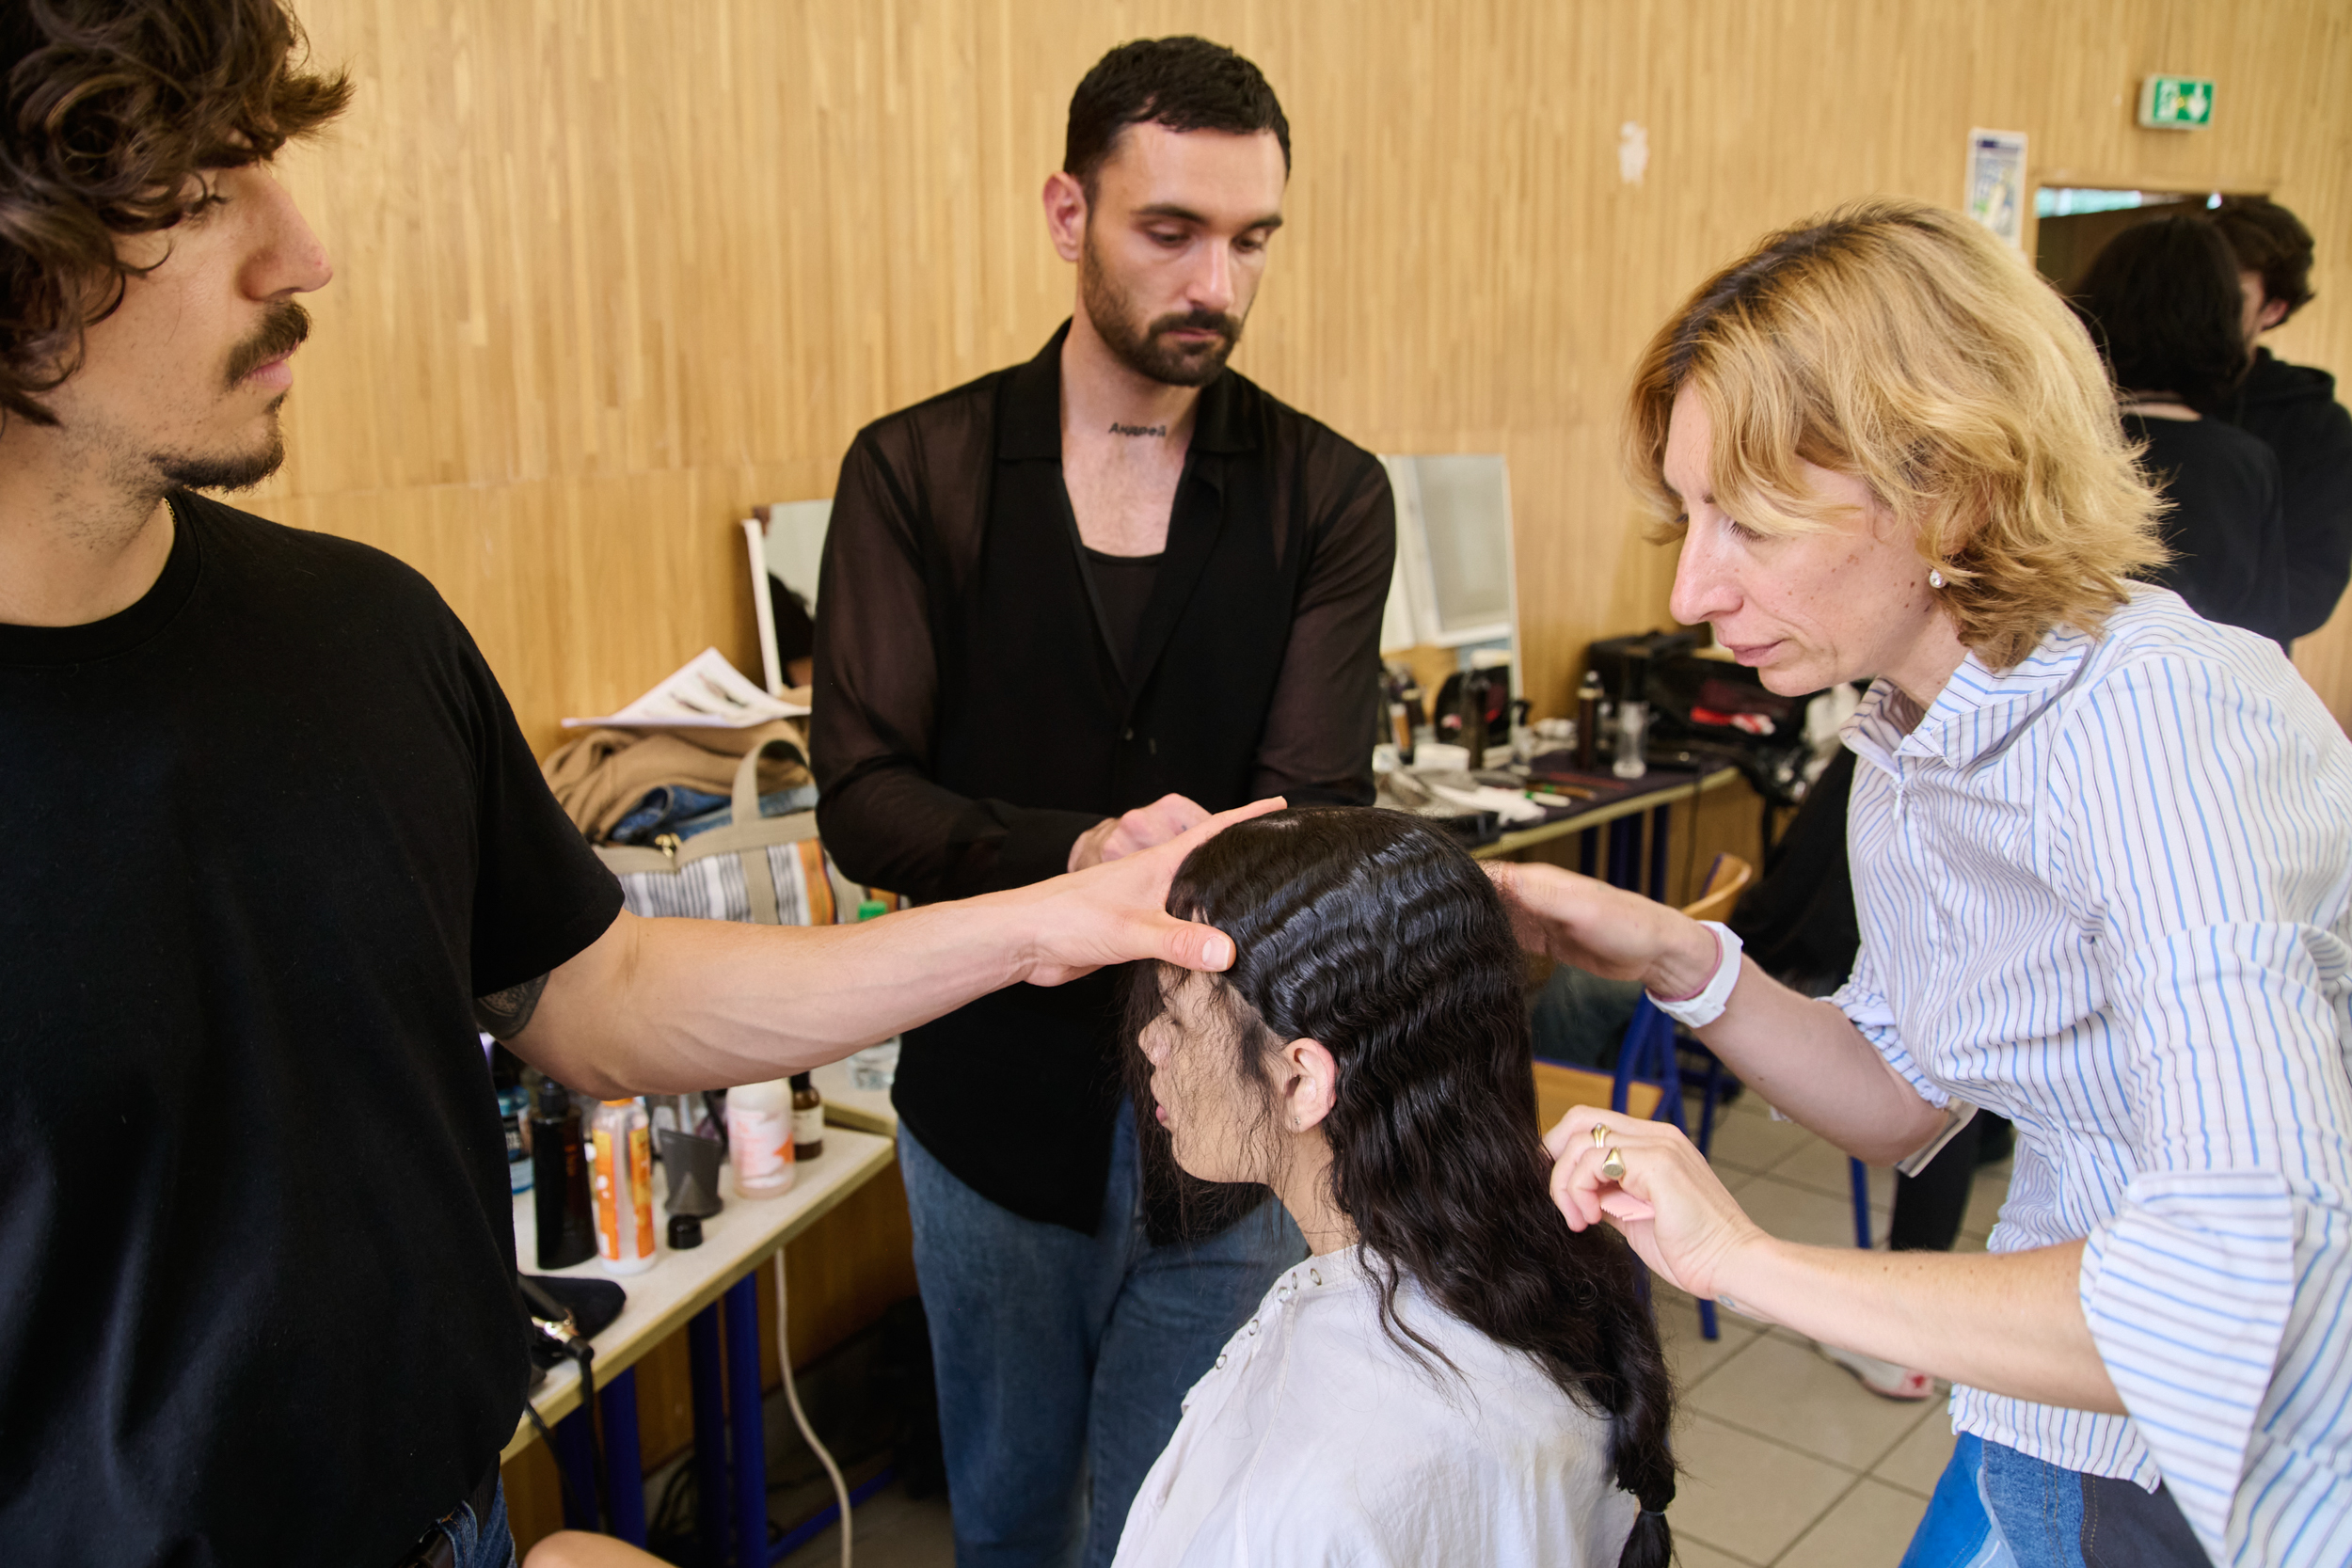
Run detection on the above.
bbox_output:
[741,499,832,697]
[1378,452,1519,707]
[2032,185,2231,293]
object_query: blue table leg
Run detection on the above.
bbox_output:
[1578,825,1597,877]
[690,1304,731,1568]
[1647,802,1671,901]
[724,1273,770,1567]
[600,1368,648,1546]
[1851,1159,1875,1249]
[552,1404,600,1531]
[1607,816,1639,888]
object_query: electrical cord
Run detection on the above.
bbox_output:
[519,1276,607,1531]
[775,1248,853,1568]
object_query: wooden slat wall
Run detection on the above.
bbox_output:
[255,0,2352,745]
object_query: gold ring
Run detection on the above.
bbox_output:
[1591,1124,1609,1149]
[1600,1147,1627,1182]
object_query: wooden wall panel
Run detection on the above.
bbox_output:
[253,0,2352,746]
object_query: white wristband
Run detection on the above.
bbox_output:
[1645,921,1743,1028]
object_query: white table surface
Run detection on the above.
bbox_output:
[502,1124,895,1462]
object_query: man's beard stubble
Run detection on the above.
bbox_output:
[1079,230,1244,388]
[158,300,310,493]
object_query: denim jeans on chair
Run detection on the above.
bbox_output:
[898,1102,1306,1568]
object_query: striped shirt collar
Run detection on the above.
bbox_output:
[1842,619,2100,774]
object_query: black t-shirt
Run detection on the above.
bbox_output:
[0,495,623,1564]
[1080,546,1164,675]
[2127,412,2294,647]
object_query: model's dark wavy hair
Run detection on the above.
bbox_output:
[1129,808,1677,1568]
[0,0,349,424]
[2071,214,2251,415]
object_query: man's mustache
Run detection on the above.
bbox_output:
[1148,309,1240,345]
[225,303,311,388]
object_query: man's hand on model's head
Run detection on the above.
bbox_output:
[1068,791,1215,872]
[1024,797,1283,986]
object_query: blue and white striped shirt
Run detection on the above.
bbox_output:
[1831,587,2352,1566]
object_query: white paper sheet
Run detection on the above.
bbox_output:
[561,647,811,729]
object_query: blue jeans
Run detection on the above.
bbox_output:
[421,1479,515,1568]
[1901,1434,2209,1568]
[899,1103,1305,1568]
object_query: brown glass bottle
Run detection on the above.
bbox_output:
[789,1071,824,1161]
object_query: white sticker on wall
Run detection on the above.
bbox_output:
[1618,121,1649,186]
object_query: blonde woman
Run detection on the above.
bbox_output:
[1497,199,2352,1567]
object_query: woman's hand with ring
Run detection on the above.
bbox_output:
[1546,1106,1771,1307]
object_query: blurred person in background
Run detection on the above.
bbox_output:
[2213,196,2352,641]
[2072,214,2292,647]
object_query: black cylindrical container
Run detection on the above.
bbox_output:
[530,1078,598,1270]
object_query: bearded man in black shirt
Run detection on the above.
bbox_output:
[811,37,1395,1568]
[0,8,1262,1565]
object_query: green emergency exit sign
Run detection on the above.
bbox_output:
[2138,75,2215,129]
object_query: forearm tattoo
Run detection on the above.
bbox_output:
[472,972,551,1039]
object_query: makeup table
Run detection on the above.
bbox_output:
[1468,763,1741,898]
[503,1126,896,1561]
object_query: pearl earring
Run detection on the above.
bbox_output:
[1929,567,1947,589]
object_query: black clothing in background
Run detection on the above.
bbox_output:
[1729,746,1860,988]
[2126,412,2294,647]
[0,496,624,1565]
[2220,346,2352,641]
[813,325,1395,1233]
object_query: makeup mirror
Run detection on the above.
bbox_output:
[1378,453,1519,704]
[741,500,832,697]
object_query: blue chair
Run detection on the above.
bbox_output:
[1607,853,1753,1340]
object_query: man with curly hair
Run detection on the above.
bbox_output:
[0,6,1262,1564]
[2213,197,2352,641]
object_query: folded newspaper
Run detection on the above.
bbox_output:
[561,647,811,729]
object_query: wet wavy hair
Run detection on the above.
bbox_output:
[1131,807,1677,1568]
[0,0,349,424]
[1626,197,2167,671]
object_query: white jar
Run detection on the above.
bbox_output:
[725,1079,797,1197]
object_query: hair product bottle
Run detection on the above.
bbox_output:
[590,1098,657,1276]
[1576,670,1604,772]
[726,1079,797,1197]
[529,1077,597,1270]
[790,1072,825,1162]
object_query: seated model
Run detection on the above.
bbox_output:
[1112,808,1676,1568]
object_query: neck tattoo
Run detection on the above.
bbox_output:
[1108,421,1168,437]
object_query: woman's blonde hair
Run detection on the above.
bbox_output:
[1625,198,2165,670]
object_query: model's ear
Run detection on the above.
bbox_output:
[1277,1037,1340,1132]
[1042,170,1088,263]
[2260,295,2291,333]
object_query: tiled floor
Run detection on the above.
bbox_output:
[783,1088,2012,1568]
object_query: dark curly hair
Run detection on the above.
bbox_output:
[1129,807,1677,1568]
[2213,197,2315,325]
[1064,36,1288,200]
[2071,214,2251,414]
[0,0,349,425]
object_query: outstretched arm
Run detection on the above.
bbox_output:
[496,799,1279,1098]
[1547,1105,2121,1414]
[1487,860,1943,1162]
